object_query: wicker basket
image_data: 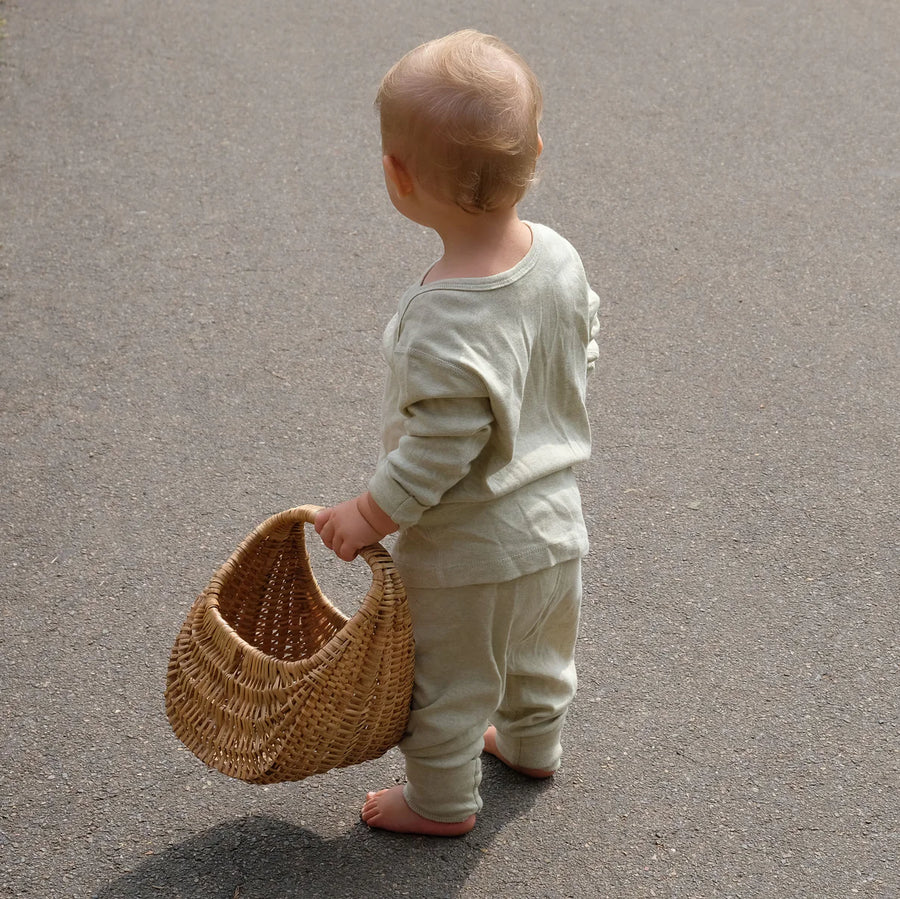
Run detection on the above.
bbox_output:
[165,505,414,784]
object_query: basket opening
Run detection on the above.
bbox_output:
[215,519,379,662]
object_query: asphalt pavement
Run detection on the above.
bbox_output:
[1,1,898,897]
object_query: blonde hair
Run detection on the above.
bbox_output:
[376,30,543,213]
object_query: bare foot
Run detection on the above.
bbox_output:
[360,785,476,836]
[482,726,555,779]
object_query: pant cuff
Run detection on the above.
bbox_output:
[402,756,483,823]
[493,725,564,772]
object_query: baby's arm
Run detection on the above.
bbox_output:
[369,392,492,526]
[315,492,398,561]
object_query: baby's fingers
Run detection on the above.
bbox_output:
[335,543,359,562]
[316,515,334,550]
[314,508,331,535]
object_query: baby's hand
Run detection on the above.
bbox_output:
[314,497,383,562]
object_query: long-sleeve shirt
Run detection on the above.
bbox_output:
[368,222,600,588]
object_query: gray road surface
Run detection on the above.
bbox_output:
[1,1,898,897]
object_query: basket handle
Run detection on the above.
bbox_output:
[288,504,398,574]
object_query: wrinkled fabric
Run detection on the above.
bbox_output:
[369,222,600,588]
[400,560,582,822]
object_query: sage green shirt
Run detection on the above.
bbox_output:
[369,222,600,588]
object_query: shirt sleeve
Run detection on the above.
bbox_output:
[586,287,601,374]
[368,347,494,527]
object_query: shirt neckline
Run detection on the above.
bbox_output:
[417,222,542,291]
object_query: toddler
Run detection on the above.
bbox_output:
[316,29,600,836]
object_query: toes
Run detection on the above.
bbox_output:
[361,788,388,825]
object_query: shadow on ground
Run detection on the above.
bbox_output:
[95,763,552,899]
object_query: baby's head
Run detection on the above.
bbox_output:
[376,30,543,214]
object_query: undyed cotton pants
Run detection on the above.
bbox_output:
[398,558,582,823]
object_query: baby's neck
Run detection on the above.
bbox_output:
[424,208,532,284]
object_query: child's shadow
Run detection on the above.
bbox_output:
[95,761,551,899]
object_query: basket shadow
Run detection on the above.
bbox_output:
[94,762,552,899]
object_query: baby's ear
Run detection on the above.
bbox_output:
[383,154,414,196]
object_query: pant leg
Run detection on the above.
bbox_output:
[398,560,582,822]
[492,559,582,772]
[398,581,507,823]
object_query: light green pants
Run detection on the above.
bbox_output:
[399,559,582,823]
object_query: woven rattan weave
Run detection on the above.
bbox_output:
[165,505,414,784]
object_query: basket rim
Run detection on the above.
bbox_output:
[199,504,404,673]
